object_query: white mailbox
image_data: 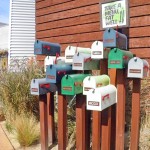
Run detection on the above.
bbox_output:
[44,56,65,72]
[128,57,149,78]
[83,75,110,95]
[65,46,91,64]
[86,85,117,111]
[72,53,100,70]
[91,41,110,59]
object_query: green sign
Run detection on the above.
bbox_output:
[101,0,129,29]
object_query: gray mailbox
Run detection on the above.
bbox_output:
[30,78,58,95]
[72,53,100,70]
[128,57,149,78]
[103,28,127,50]
[34,40,61,56]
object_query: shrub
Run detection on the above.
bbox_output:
[0,58,44,118]
[13,114,40,147]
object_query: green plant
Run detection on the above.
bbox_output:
[0,58,44,118]
[13,114,40,147]
[5,121,14,133]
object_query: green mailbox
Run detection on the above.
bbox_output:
[61,74,90,95]
[108,48,133,69]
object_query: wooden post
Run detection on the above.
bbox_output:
[39,94,48,150]
[58,95,67,150]
[76,94,90,150]
[116,69,126,150]
[47,92,55,144]
[109,69,117,150]
[100,59,112,150]
[92,111,101,150]
[130,79,141,150]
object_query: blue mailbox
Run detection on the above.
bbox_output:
[34,40,61,56]
[103,28,127,50]
[46,64,73,83]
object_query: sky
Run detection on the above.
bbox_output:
[0,0,10,24]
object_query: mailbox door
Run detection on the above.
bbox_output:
[65,46,76,63]
[87,89,101,111]
[44,56,55,72]
[91,41,103,59]
[46,65,57,83]
[72,53,85,70]
[108,48,123,69]
[61,75,75,95]
[103,28,116,48]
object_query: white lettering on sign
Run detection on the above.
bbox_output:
[88,101,99,106]
[92,51,102,55]
[110,60,120,64]
[129,69,141,74]
[101,0,127,28]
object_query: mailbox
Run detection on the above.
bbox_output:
[83,75,110,95]
[30,78,58,95]
[44,56,65,72]
[34,40,61,56]
[46,64,72,83]
[108,48,133,69]
[86,85,117,111]
[72,53,100,70]
[91,41,110,59]
[128,57,149,78]
[103,28,127,50]
[65,46,91,63]
[61,74,90,95]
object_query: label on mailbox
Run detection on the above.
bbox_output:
[129,69,141,74]
[63,87,72,91]
[88,101,99,106]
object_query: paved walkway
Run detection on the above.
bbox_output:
[0,124,14,150]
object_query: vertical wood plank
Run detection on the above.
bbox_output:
[109,69,117,150]
[39,94,48,150]
[58,95,67,150]
[100,59,112,150]
[76,94,90,150]
[92,111,101,150]
[116,70,126,150]
[130,79,141,150]
[47,92,55,144]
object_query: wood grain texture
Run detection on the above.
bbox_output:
[47,92,55,144]
[115,70,126,150]
[39,95,48,150]
[76,94,90,150]
[130,79,141,150]
[58,95,67,150]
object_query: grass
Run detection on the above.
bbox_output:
[13,114,40,147]
[139,115,150,150]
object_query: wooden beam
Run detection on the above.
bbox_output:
[58,95,67,150]
[47,92,55,144]
[76,94,90,150]
[115,70,126,150]
[39,94,48,150]
[130,79,141,150]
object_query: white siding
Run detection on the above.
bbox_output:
[9,0,35,65]
[0,25,9,50]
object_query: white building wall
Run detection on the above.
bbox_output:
[0,25,9,50]
[9,0,35,65]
